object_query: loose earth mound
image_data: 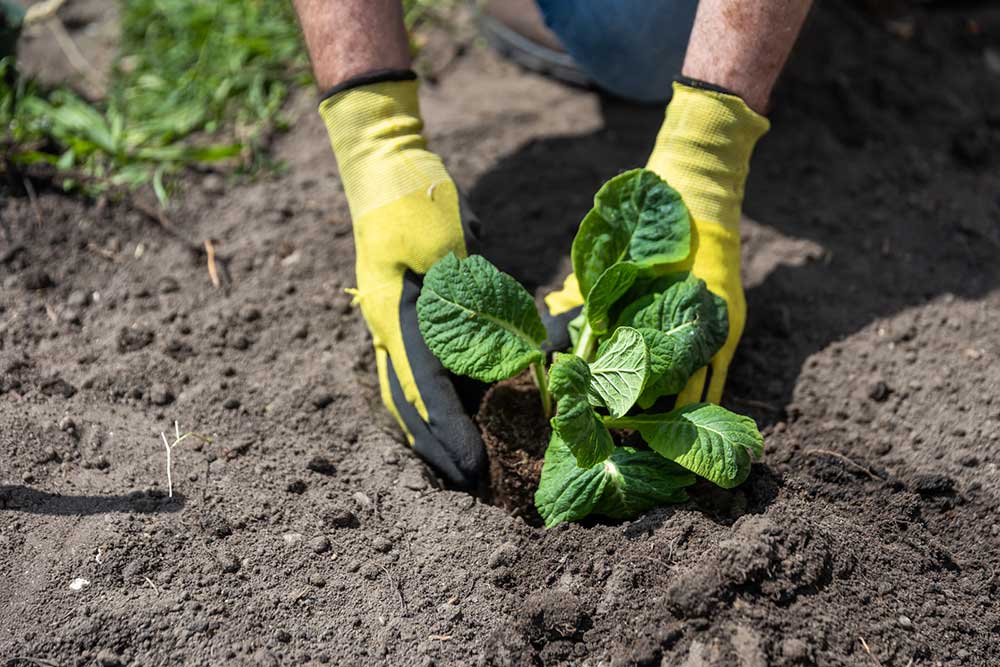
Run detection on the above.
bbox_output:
[2,3,1000,665]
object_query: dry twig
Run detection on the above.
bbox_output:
[379,565,406,615]
[804,449,880,480]
[23,0,67,24]
[160,421,212,498]
[45,19,107,99]
[204,239,221,288]
[858,637,882,666]
[5,657,62,667]
[21,178,43,226]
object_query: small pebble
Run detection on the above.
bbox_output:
[372,536,393,553]
[324,508,357,529]
[219,553,241,574]
[158,277,180,294]
[898,615,913,629]
[223,397,241,410]
[240,306,262,322]
[781,638,810,662]
[187,619,209,634]
[69,577,90,591]
[230,335,251,351]
[252,649,279,667]
[868,380,891,402]
[306,455,337,476]
[96,649,123,667]
[149,383,175,406]
[911,473,955,496]
[399,470,428,491]
[488,542,520,569]
[310,536,331,554]
[202,173,225,195]
[311,392,335,410]
[23,270,54,290]
[67,290,91,308]
[959,454,980,467]
[308,574,326,588]
[58,416,77,434]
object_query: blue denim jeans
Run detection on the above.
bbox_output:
[535,0,698,103]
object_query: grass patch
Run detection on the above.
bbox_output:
[1,0,453,203]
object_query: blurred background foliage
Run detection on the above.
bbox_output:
[1,0,452,203]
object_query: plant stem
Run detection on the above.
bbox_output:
[531,362,552,419]
[573,321,597,362]
[602,415,649,430]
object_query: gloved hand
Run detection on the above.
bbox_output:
[544,80,769,406]
[320,72,485,490]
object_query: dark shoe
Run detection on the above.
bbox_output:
[473,0,589,87]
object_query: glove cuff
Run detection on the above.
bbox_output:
[319,75,450,220]
[319,68,417,102]
[648,81,770,229]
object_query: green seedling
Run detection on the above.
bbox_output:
[417,169,763,527]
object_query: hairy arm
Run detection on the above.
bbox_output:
[682,0,813,113]
[292,0,411,89]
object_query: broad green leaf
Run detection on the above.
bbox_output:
[594,448,695,519]
[622,404,764,488]
[417,253,546,382]
[571,169,691,298]
[586,261,639,335]
[635,327,683,407]
[549,354,614,468]
[618,275,728,408]
[587,327,648,418]
[535,433,695,527]
[535,432,611,527]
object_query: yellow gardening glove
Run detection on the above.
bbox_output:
[320,74,485,489]
[545,80,769,406]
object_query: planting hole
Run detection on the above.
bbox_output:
[476,372,551,527]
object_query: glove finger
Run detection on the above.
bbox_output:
[375,348,409,435]
[704,356,729,405]
[543,273,584,316]
[674,365,708,408]
[392,270,487,490]
[384,354,484,490]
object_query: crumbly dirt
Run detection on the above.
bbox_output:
[477,372,549,526]
[3,3,1000,666]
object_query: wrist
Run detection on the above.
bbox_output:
[647,81,769,229]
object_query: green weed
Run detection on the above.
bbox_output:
[2,0,453,203]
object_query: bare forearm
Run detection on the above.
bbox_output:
[683,0,812,113]
[293,0,411,90]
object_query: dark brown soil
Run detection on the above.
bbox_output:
[476,373,549,525]
[3,2,1000,666]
